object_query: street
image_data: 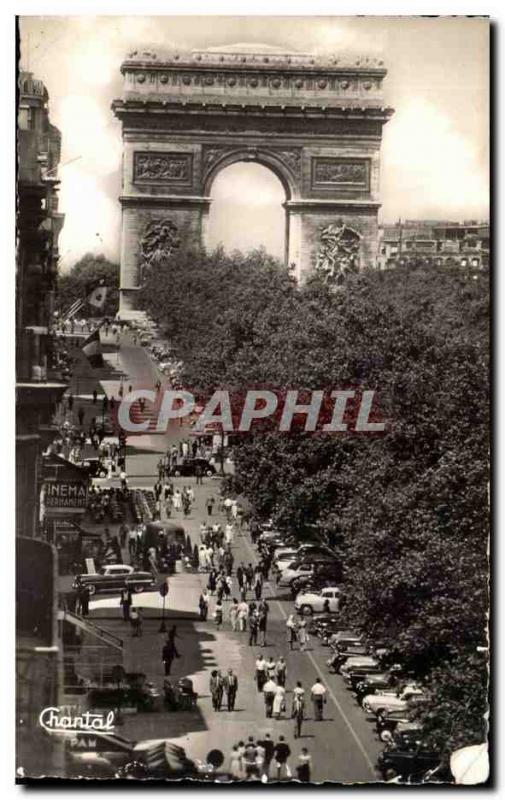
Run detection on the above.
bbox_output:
[87,472,381,782]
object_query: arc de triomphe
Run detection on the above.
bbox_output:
[112,45,394,317]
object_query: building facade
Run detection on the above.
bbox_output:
[16,71,67,778]
[378,220,489,270]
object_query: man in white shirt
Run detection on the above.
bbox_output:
[262,677,277,718]
[310,678,327,721]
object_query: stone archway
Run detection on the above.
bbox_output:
[112,45,394,317]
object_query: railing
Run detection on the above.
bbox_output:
[59,609,123,651]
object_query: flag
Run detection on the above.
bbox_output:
[87,280,108,309]
[82,327,104,368]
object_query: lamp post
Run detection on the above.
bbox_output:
[159,580,169,633]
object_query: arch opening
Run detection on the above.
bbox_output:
[205,161,287,261]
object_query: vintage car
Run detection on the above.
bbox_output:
[278,558,340,588]
[377,744,441,782]
[73,563,155,595]
[362,684,425,715]
[171,458,216,477]
[294,586,341,615]
[341,655,380,680]
[326,645,374,673]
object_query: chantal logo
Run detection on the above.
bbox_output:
[39,706,115,734]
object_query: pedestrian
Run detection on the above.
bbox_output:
[198,590,209,621]
[195,464,203,485]
[298,618,309,651]
[173,489,182,512]
[292,682,305,739]
[77,406,85,427]
[223,668,238,711]
[237,599,249,631]
[275,656,287,687]
[258,733,274,782]
[273,683,286,719]
[229,746,242,780]
[310,677,327,721]
[120,588,131,622]
[119,468,128,491]
[236,563,244,591]
[255,654,267,692]
[162,638,179,676]
[245,563,254,591]
[130,607,142,637]
[266,656,277,681]
[248,611,259,646]
[263,676,277,718]
[286,614,298,650]
[79,585,90,617]
[243,737,258,780]
[92,389,97,405]
[214,599,223,629]
[254,572,263,601]
[229,598,239,631]
[296,748,312,782]
[273,735,292,780]
[206,495,215,516]
[210,670,223,711]
[258,599,269,647]
[223,496,233,520]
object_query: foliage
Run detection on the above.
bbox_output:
[143,247,489,754]
[56,253,120,318]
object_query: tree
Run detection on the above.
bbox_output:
[56,253,119,318]
[140,245,489,754]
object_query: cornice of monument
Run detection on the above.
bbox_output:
[121,47,387,73]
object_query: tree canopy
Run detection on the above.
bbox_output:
[139,247,489,758]
[56,253,119,318]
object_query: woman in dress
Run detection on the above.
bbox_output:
[229,745,242,780]
[298,619,309,652]
[173,489,182,511]
[272,683,286,720]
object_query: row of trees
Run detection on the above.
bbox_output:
[143,247,489,757]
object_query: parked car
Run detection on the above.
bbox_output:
[383,722,423,749]
[295,586,341,615]
[377,745,441,782]
[354,672,401,703]
[376,709,413,741]
[272,549,300,573]
[327,630,364,648]
[362,684,425,715]
[278,558,340,588]
[341,655,380,680]
[73,564,155,595]
[171,458,216,477]
[326,645,373,673]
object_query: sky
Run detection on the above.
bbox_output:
[19,16,489,269]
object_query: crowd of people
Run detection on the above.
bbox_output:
[228,734,311,782]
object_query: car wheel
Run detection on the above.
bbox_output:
[173,469,181,477]
[383,768,397,781]
[301,604,313,616]
[380,730,393,743]
[87,584,96,595]
[205,469,214,477]
[132,584,144,594]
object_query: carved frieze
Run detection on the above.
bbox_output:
[139,218,181,271]
[314,221,361,285]
[312,158,370,191]
[134,152,193,186]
